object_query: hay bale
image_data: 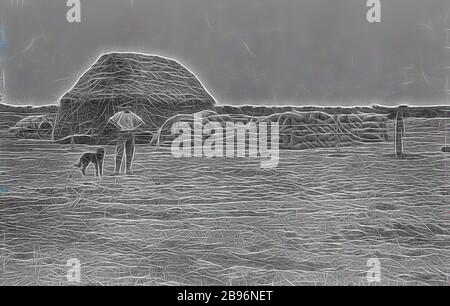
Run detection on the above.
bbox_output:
[8,114,55,139]
[52,52,216,143]
[153,110,389,150]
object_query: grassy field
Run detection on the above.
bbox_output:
[0,118,448,285]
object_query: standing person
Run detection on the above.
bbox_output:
[108,110,144,175]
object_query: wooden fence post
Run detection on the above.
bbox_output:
[394,106,407,158]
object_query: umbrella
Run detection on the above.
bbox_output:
[108,110,144,131]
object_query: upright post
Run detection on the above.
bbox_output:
[394,106,407,158]
[335,115,341,154]
[446,26,449,104]
[0,69,4,102]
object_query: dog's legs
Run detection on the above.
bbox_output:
[94,162,99,176]
[81,161,89,176]
[99,159,104,177]
[74,159,82,168]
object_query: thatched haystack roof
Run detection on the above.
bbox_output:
[52,52,216,143]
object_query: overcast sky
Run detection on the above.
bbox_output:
[0,0,449,106]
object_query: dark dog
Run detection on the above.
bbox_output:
[74,148,105,177]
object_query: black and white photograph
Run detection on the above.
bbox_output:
[0,0,448,290]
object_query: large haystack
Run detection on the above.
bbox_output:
[52,52,216,143]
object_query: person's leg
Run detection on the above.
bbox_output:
[125,135,135,174]
[99,157,104,177]
[115,140,125,174]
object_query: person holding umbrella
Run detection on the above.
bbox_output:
[108,110,144,175]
